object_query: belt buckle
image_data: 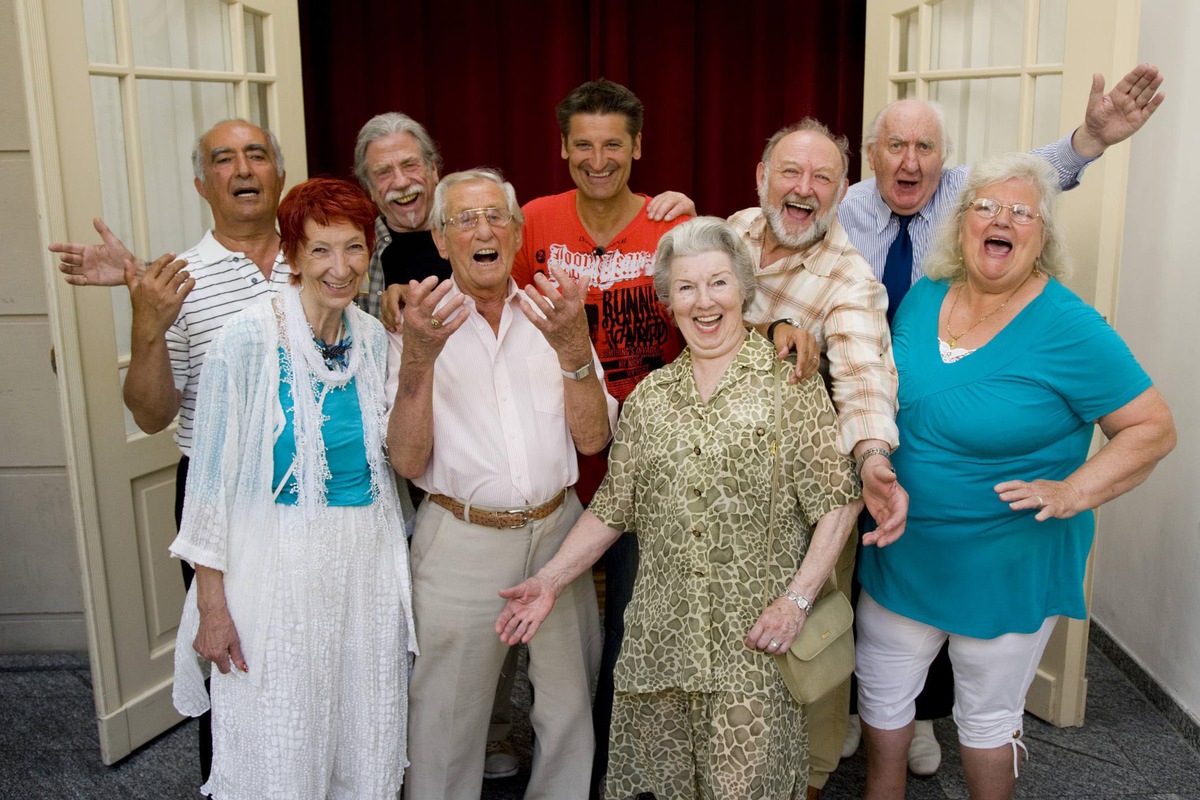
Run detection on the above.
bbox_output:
[500,508,531,529]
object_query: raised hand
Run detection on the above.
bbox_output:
[51,217,138,287]
[127,253,192,341]
[401,276,466,360]
[1074,63,1166,158]
[518,266,593,370]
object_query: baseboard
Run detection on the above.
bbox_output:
[0,613,87,652]
[1091,622,1200,754]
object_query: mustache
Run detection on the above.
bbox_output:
[385,186,424,203]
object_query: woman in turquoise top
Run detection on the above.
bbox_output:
[171,178,417,799]
[855,153,1174,800]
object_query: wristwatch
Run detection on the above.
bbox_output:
[767,317,802,340]
[561,360,594,381]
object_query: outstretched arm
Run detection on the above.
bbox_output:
[50,218,142,287]
[1070,63,1166,159]
[495,510,622,645]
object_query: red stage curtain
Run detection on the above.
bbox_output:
[299,0,865,219]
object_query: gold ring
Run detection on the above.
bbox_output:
[430,317,443,329]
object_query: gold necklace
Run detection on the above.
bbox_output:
[945,268,1038,348]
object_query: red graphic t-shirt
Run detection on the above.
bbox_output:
[513,190,687,501]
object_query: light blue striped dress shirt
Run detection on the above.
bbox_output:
[838,134,1095,286]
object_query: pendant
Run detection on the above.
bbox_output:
[948,337,957,348]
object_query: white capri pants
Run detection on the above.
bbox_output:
[855,592,1057,762]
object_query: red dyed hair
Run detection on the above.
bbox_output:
[278,177,378,281]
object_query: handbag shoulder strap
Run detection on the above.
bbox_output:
[764,368,783,604]
[764,365,840,602]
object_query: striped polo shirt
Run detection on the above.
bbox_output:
[166,230,291,455]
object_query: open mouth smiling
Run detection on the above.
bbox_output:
[784,200,815,221]
[984,235,1013,256]
[473,248,499,264]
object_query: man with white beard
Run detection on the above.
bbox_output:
[727,117,904,800]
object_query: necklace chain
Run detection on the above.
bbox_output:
[945,268,1038,348]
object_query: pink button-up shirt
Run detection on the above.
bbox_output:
[386,278,618,508]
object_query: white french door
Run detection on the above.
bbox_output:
[17,0,306,763]
[863,0,1144,726]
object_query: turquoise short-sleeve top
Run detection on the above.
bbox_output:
[272,350,373,507]
[858,277,1151,638]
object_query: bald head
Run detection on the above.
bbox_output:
[864,99,951,216]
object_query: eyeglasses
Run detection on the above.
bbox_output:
[968,198,1042,225]
[443,207,514,231]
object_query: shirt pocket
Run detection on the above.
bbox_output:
[525,351,565,417]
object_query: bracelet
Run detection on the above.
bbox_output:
[766,317,801,341]
[783,590,814,616]
[855,446,892,475]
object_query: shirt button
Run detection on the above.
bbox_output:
[693,487,702,497]
[692,569,705,577]
[691,529,701,538]
[251,276,260,284]
[755,426,765,436]
[693,445,701,455]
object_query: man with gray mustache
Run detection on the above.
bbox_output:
[353,112,452,320]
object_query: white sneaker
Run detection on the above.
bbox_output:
[841,713,862,759]
[907,719,942,776]
[483,740,519,779]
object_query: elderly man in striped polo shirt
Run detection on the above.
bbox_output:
[49,118,288,786]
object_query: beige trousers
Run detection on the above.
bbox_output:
[405,493,602,800]
[805,531,858,790]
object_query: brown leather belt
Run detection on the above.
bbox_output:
[428,489,567,529]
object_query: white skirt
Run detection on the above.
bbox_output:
[195,503,410,800]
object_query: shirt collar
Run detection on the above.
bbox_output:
[374,215,393,245]
[865,171,947,232]
[652,332,776,407]
[196,229,287,272]
[739,209,856,279]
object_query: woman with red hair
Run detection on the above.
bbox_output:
[170,177,417,799]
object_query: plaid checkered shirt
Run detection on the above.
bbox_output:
[728,208,899,455]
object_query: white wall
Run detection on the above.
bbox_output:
[0,0,86,651]
[1093,0,1200,722]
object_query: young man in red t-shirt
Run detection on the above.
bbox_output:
[511,79,692,798]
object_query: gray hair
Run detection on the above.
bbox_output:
[429,168,525,233]
[191,119,284,182]
[923,151,1071,283]
[762,118,851,184]
[862,99,955,164]
[352,112,442,190]
[652,216,757,313]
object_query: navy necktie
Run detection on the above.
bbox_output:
[882,215,914,324]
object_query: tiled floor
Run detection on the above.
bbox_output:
[1,644,1196,799]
